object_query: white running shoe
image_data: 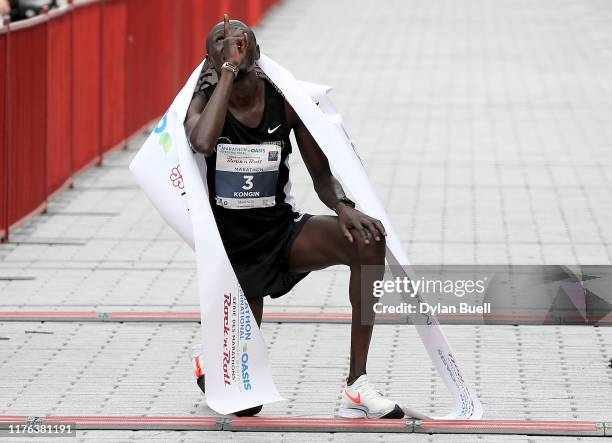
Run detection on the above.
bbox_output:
[337,375,404,419]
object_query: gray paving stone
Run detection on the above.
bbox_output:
[0,321,610,424]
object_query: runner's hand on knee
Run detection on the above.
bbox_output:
[361,217,386,242]
[336,205,386,244]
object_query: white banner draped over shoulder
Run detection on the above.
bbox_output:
[129,54,483,419]
[129,61,283,415]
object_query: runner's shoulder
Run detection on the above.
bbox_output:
[192,61,217,103]
[283,99,301,130]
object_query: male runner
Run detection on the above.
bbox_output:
[184,15,404,419]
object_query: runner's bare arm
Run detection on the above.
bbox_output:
[185,71,235,156]
[285,102,386,244]
[285,101,346,209]
[184,94,206,146]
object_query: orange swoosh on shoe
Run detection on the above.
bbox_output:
[344,390,361,404]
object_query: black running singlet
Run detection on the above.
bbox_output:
[199,77,299,264]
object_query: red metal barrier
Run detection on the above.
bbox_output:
[0,26,6,239]
[247,0,262,26]
[47,9,73,195]
[1,0,274,240]
[151,0,180,116]
[125,0,152,135]
[229,0,249,24]
[101,0,127,154]
[261,0,277,16]
[72,1,102,172]
[7,17,48,232]
[191,0,220,65]
[175,1,195,82]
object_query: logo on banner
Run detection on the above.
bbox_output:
[437,349,474,416]
[221,288,255,391]
[169,164,188,204]
[223,292,232,386]
[238,289,253,391]
[170,164,184,190]
[242,343,251,391]
[155,114,172,153]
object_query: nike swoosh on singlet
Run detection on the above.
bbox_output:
[344,390,361,404]
[267,124,281,134]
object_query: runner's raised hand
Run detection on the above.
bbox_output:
[223,14,249,66]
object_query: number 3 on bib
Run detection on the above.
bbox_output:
[215,144,282,209]
[242,175,254,191]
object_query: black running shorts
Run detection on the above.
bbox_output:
[230,213,313,299]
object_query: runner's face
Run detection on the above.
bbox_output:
[207,20,259,75]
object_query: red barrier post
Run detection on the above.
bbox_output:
[191,0,217,68]
[220,0,230,17]
[6,15,48,233]
[152,0,179,116]
[0,21,7,240]
[229,0,248,23]
[43,8,48,207]
[175,0,195,82]
[125,0,150,137]
[247,0,261,26]
[100,0,127,156]
[98,0,104,163]
[71,0,102,173]
[46,6,73,197]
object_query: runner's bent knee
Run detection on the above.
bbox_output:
[351,235,386,266]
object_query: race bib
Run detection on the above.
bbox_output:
[215,143,282,209]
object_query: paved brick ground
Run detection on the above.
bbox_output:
[2,0,612,441]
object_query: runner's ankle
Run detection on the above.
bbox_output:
[346,372,366,386]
